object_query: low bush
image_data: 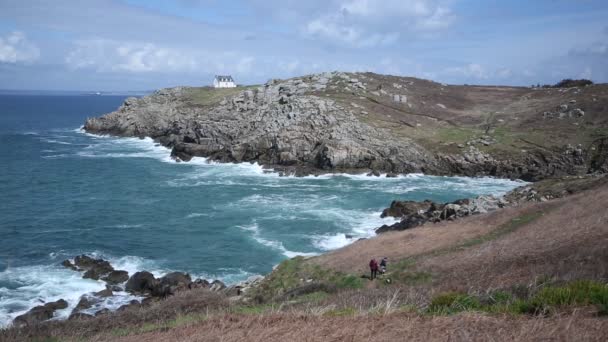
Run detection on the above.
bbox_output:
[427,292,480,314]
[521,280,608,315]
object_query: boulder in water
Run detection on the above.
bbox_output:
[13,299,68,327]
[125,271,158,294]
[102,270,129,284]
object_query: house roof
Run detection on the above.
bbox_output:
[215,75,234,82]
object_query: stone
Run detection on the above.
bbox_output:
[209,280,226,292]
[102,270,129,284]
[94,288,114,298]
[571,108,585,117]
[74,295,98,312]
[189,278,210,289]
[72,255,114,280]
[125,271,158,294]
[13,299,68,327]
[61,259,77,271]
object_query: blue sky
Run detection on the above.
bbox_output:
[0,0,607,90]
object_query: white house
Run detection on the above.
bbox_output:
[213,75,236,88]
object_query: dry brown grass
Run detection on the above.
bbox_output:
[0,289,228,342]
[91,311,607,342]
[311,202,553,274]
[415,187,608,292]
[310,183,608,293]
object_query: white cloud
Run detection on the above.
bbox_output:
[444,63,488,79]
[66,39,200,73]
[303,0,452,47]
[0,31,40,63]
[579,66,592,79]
[496,67,512,78]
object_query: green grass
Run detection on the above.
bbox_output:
[324,307,357,317]
[296,291,330,303]
[231,304,276,315]
[426,280,608,316]
[427,292,481,315]
[249,257,364,303]
[110,313,208,337]
[521,280,608,315]
[184,86,257,106]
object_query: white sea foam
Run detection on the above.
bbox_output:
[186,213,209,219]
[237,223,317,258]
[40,139,73,145]
[0,264,105,328]
[310,211,399,250]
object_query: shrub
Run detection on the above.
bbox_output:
[334,275,364,289]
[427,292,480,314]
[552,79,593,88]
[519,280,608,315]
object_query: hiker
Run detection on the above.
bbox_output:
[369,258,379,280]
[380,257,388,274]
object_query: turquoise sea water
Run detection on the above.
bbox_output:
[0,94,525,326]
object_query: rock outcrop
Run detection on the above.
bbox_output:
[13,299,68,327]
[84,74,440,175]
[62,255,130,284]
[84,72,607,180]
[376,195,507,233]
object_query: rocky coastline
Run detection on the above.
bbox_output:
[83,72,608,182]
[12,255,263,327]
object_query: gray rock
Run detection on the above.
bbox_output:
[13,299,68,327]
[125,271,158,294]
[102,270,129,284]
[209,280,226,292]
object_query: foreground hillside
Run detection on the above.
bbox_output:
[3,177,606,341]
[85,72,608,180]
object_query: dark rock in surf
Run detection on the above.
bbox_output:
[125,271,158,294]
[94,288,114,298]
[13,299,68,327]
[102,270,129,284]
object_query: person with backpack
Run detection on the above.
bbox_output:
[380,257,388,274]
[369,258,379,280]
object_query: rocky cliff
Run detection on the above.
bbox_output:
[85,72,608,180]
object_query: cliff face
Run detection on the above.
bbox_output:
[85,72,608,180]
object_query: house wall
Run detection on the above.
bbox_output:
[215,80,236,88]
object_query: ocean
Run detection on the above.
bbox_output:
[0,94,525,326]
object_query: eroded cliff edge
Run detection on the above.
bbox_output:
[85,72,608,180]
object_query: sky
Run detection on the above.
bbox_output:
[0,0,607,91]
